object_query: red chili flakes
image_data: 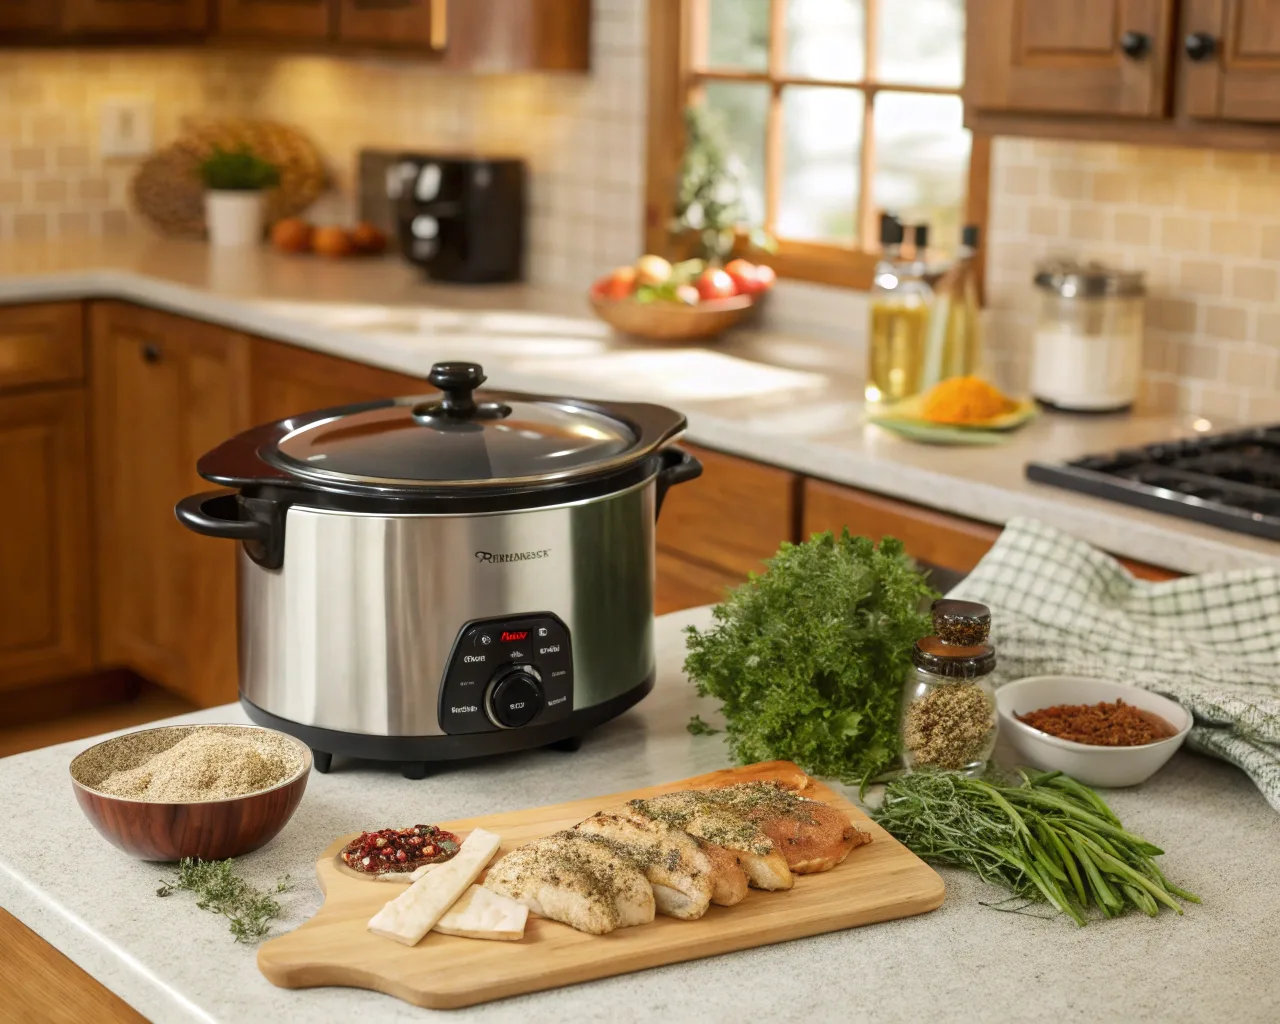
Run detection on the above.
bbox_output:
[340,824,461,874]
[1016,699,1176,747]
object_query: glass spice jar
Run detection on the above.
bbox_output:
[901,598,998,775]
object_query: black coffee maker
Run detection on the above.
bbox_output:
[389,154,526,284]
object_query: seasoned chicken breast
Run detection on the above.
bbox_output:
[574,808,714,920]
[704,781,871,874]
[629,791,793,891]
[695,836,750,906]
[483,830,655,935]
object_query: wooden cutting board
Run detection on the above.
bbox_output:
[257,761,944,1009]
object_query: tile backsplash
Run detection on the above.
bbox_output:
[1,5,1278,420]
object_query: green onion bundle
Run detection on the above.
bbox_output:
[872,769,1199,926]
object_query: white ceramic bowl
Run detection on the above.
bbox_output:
[995,676,1192,788]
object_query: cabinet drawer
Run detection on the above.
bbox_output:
[657,444,797,576]
[0,304,84,392]
[802,478,1181,582]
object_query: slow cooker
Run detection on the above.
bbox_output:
[176,361,701,778]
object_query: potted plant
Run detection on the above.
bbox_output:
[199,146,280,248]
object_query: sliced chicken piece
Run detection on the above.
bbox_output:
[574,808,714,921]
[705,781,872,874]
[629,791,792,891]
[483,830,654,935]
[695,836,749,906]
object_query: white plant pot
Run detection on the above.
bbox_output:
[204,190,264,248]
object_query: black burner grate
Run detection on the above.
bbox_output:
[1026,425,1280,539]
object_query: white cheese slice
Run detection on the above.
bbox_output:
[367,828,502,946]
[433,884,528,941]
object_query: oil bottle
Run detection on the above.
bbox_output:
[867,216,933,405]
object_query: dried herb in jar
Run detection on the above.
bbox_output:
[904,682,995,770]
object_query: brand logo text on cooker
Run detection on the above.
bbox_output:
[474,549,552,564]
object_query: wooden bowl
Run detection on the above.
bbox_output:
[69,724,311,862]
[590,293,754,342]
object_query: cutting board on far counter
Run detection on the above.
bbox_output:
[258,761,944,1009]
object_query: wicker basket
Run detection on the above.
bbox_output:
[132,118,329,238]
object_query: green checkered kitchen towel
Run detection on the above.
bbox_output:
[948,517,1280,812]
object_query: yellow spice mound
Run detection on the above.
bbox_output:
[919,375,1017,426]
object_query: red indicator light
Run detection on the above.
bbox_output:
[500,630,529,642]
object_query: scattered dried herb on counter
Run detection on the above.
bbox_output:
[156,858,293,943]
[1017,699,1176,747]
[872,769,1199,926]
[903,682,995,770]
[684,529,936,784]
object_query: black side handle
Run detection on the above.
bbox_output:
[655,446,702,520]
[175,490,286,570]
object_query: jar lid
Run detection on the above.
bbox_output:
[199,361,689,495]
[931,599,991,645]
[1034,259,1145,298]
[912,637,997,679]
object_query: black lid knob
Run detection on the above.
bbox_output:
[1185,32,1216,61]
[1120,30,1151,59]
[879,212,904,246]
[415,361,510,423]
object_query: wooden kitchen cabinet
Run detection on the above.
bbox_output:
[0,303,86,391]
[249,336,426,423]
[89,302,250,708]
[0,389,95,691]
[966,0,1176,118]
[1184,0,1280,121]
[966,0,1280,148]
[335,0,444,48]
[0,0,61,34]
[802,478,1181,584]
[655,444,798,612]
[216,0,331,40]
[61,0,209,35]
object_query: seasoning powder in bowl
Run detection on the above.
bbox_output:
[74,726,306,802]
[1016,699,1177,747]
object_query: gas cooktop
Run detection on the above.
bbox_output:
[1026,425,1280,540]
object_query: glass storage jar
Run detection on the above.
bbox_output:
[901,599,998,775]
[1030,260,1146,413]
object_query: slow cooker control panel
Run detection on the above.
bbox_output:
[438,614,573,734]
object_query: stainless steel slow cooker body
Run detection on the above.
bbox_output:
[176,362,701,777]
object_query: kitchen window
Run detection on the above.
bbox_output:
[645,0,988,289]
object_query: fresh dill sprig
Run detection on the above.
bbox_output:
[157,858,293,943]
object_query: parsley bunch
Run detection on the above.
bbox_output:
[684,530,935,784]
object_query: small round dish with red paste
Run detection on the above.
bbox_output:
[340,824,461,875]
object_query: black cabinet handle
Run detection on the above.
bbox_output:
[141,342,161,364]
[1185,32,1217,62]
[1120,31,1151,59]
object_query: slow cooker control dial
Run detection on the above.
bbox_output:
[485,667,544,729]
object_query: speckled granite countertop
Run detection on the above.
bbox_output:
[1,234,1275,574]
[2,607,1279,1024]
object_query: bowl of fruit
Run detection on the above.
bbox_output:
[589,254,775,343]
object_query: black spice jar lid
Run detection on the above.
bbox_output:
[931,598,991,646]
[912,636,996,678]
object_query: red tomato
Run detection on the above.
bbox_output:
[601,266,637,300]
[589,275,612,300]
[753,263,777,292]
[724,258,759,296]
[695,267,736,301]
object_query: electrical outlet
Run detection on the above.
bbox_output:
[99,97,154,158]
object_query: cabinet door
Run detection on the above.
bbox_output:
[965,0,1175,117]
[0,0,60,33]
[61,0,208,34]
[215,0,330,39]
[249,336,425,423]
[90,303,250,708]
[655,444,797,612]
[0,390,94,691]
[1184,0,1280,122]
[336,0,444,48]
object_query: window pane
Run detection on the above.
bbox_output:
[702,82,769,225]
[780,87,863,243]
[876,0,964,87]
[786,0,865,82]
[705,0,770,71]
[872,92,970,253]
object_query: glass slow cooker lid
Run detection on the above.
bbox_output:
[265,361,642,489]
